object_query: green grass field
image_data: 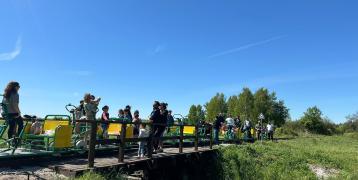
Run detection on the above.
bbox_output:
[76,133,358,180]
[219,133,358,180]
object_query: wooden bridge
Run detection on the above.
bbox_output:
[54,120,215,177]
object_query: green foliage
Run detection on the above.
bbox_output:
[237,88,254,120]
[252,88,272,124]
[187,104,205,124]
[275,120,305,138]
[75,172,106,180]
[219,134,358,180]
[299,106,337,135]
[227,95,239,117]
[338,112,358,133]
[75,170,125,180]
[205,93,227,122]
[270,100,289,127]
[202,88,289,126]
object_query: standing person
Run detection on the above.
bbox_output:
[125,105,133,120]
[76,100,86,118]
[157,102,168,152]
[138,124,149,158]
[83,93,100,120]
[213,113,225,144]
[167,110,174,133]
[2,81,23,139]
[225,114,234,133]
[101,105,110,138]
[243,119,252,138]
[255,122,262,140]
[267,122,275,141]
[82,93,100,144]
[132,110,142,137]
[234,115,241,129]
[123,108,132,123]
[118,109,124,119]
[149,101,163,153]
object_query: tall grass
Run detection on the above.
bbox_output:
[219,134,358,180]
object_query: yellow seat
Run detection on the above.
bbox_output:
[107,123,133,138]
[43,120,69,133]
[23,115,71,151]
[183,126,195,135]
[23,123,32,134]
[53,125,72,149]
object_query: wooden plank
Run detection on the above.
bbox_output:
[52,147,216,176]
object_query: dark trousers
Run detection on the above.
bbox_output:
[7,114,24,139]
[268,131,274,141]
[214,128,220,144]
[150,125,166,150]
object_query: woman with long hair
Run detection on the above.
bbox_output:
[2,81,23,139]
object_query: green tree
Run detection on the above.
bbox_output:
[270,100,290,127]
[205,93,227,122]
[196,105,205,121]
[188,104,206,124]
[227,95,239,117]
[237,88,254,120]
[339,112,358,133]
[253,88,272,124]
[300,106,326,134]
[188,105,198,124]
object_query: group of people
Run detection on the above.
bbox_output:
[255,122,275,141]
[0,81,177,158]
[74,94,175,157]
[213,113,275,144]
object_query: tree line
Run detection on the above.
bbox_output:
[187,87,290,127]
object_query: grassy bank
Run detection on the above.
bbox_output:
[219,133,358,180]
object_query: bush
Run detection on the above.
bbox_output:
[299,106,338,135]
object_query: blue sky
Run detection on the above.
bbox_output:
[0,0,357,123]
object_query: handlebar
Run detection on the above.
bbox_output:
[65,103,78,113]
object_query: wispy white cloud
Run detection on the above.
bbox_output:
[0,35,22,61]
[208,35,287,59]
[148,44,166,55]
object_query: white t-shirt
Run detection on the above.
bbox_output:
[226,118,234,126]
[267,124,274,131]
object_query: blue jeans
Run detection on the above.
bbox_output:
[214,128,219,144]
[138,142,146,156]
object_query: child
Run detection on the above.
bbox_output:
[123,108,132,123]
[101,105,110,138]
[138,124,149,158]
[132,110,141,137]
[118,109,124,119]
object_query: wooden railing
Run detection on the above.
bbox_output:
[0,117,213,168]
[74,120,213,168]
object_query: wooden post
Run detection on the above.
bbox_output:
[147,124,153,158]
[118,123,127,163]
[209,125,213,149]
[179,125,184,153]
[88,120,97,168]
[194,124,199,151]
